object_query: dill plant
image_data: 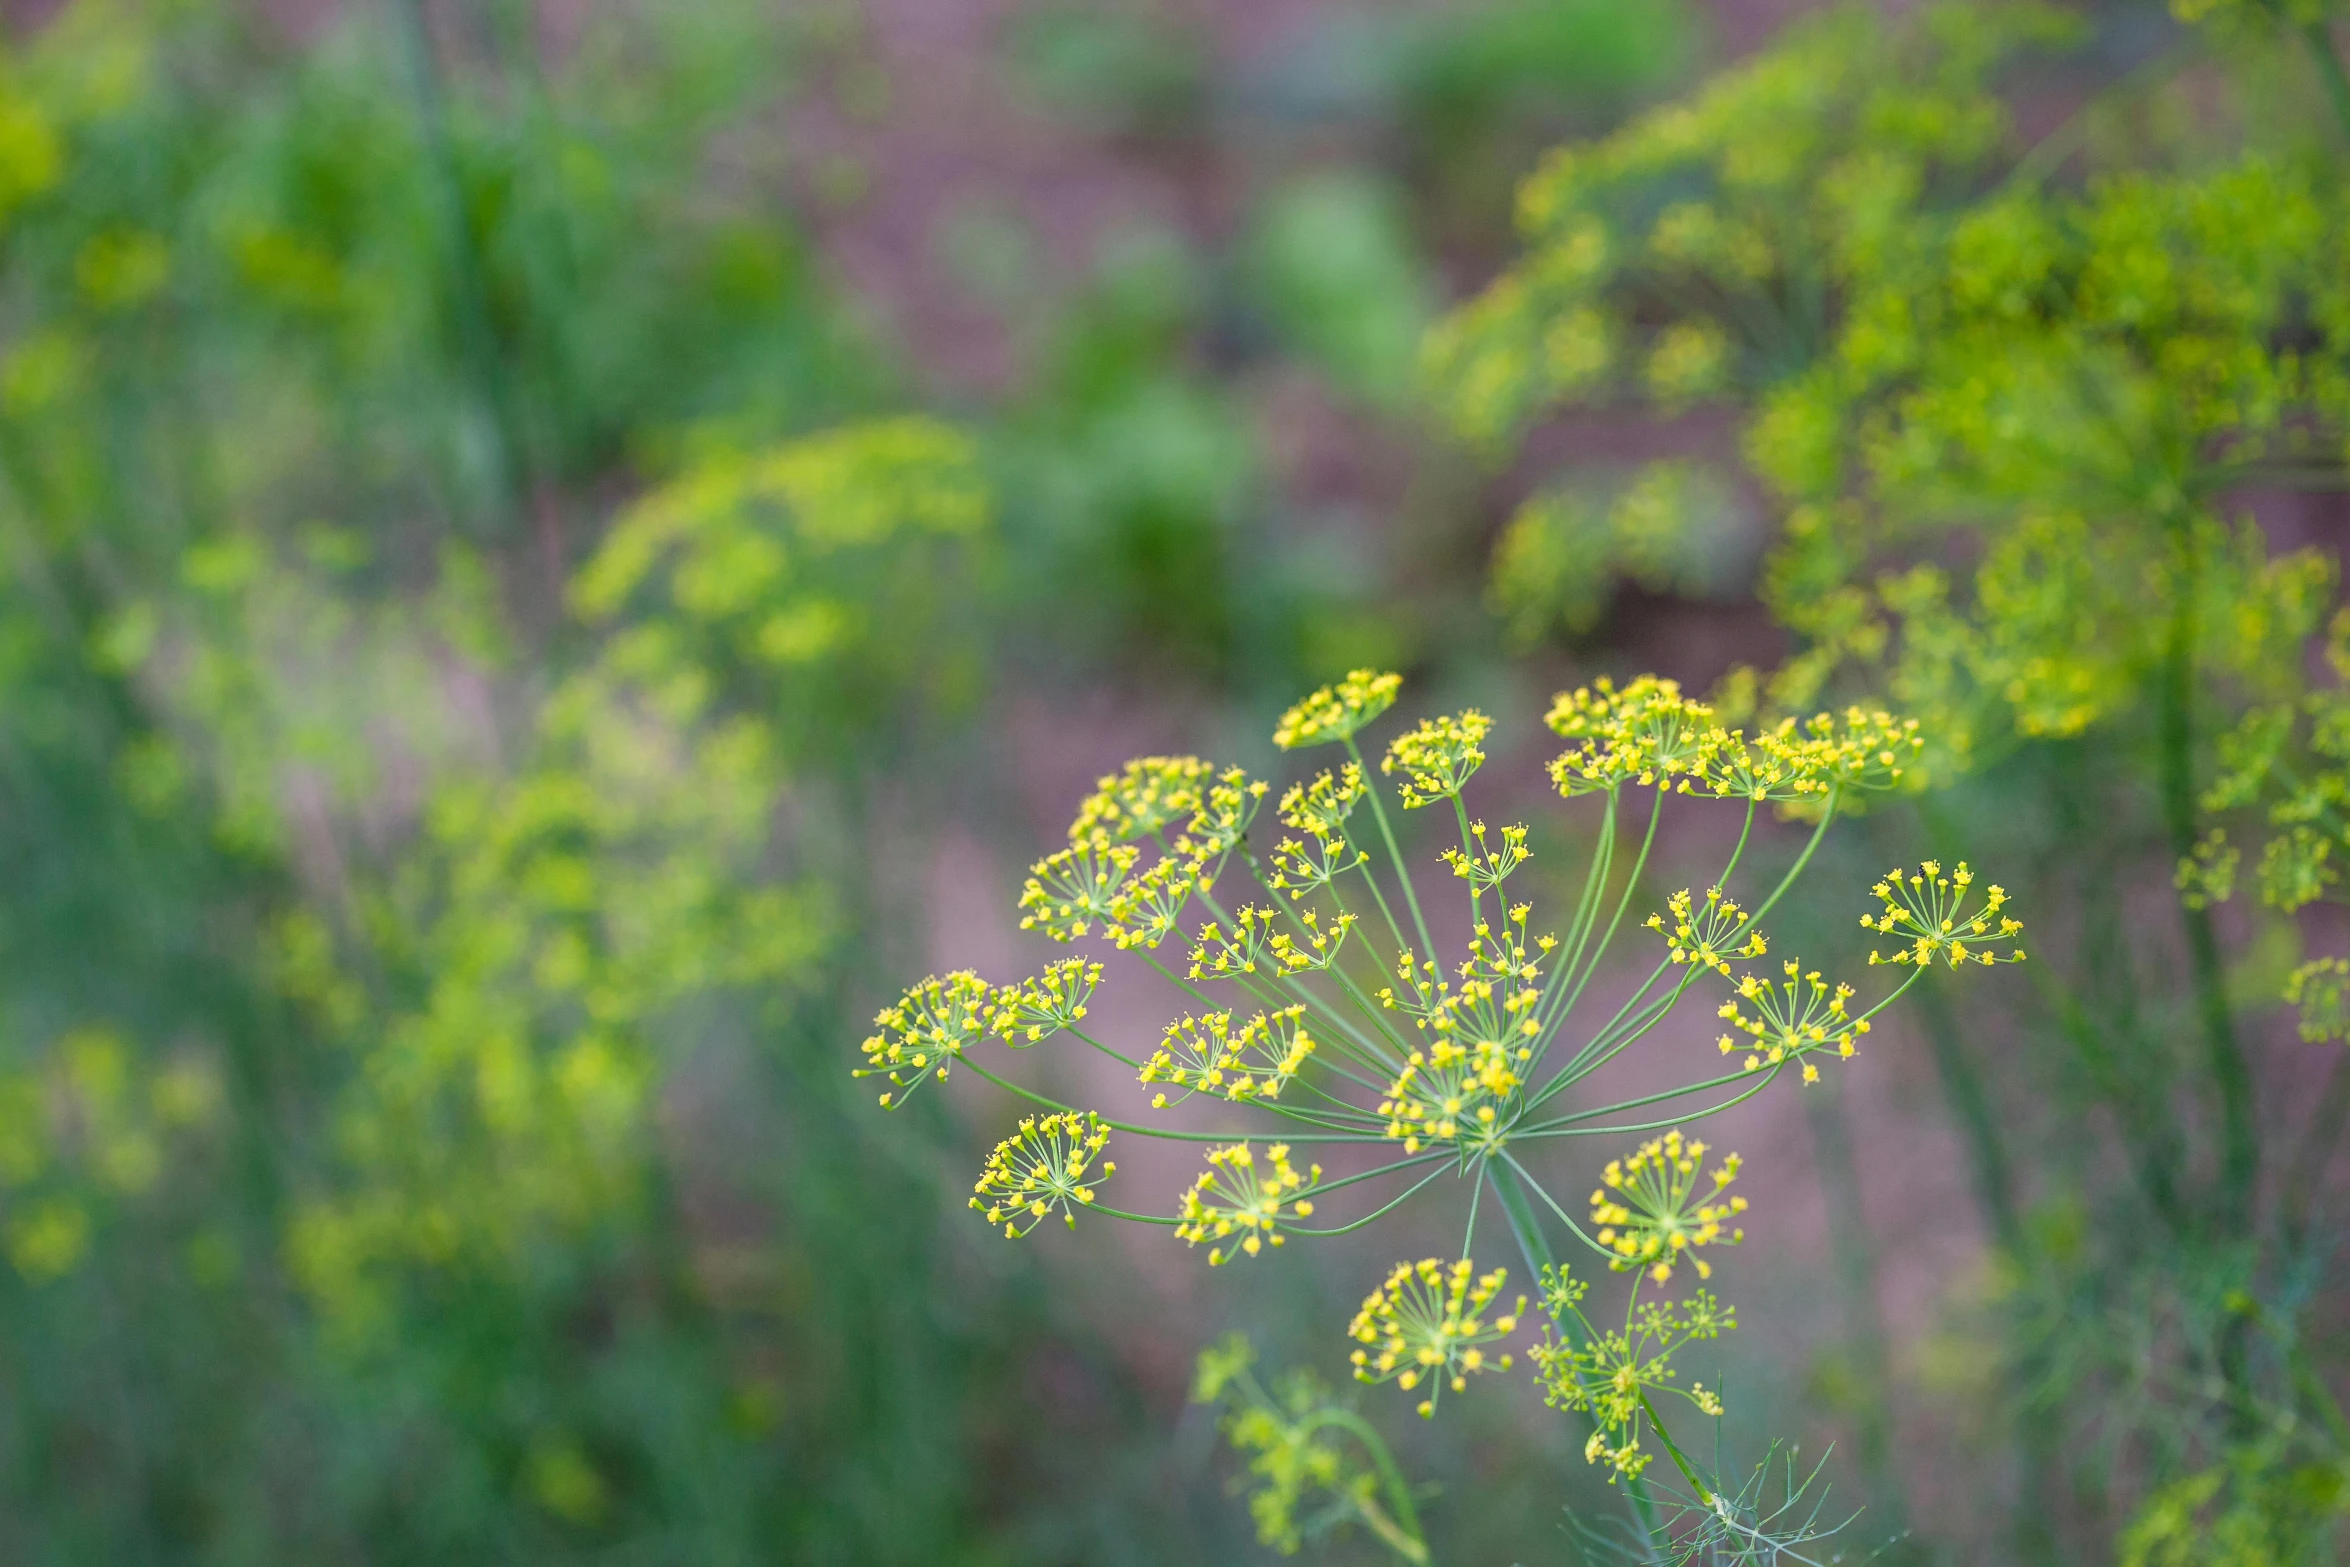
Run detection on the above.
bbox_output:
[1425,0,2350,1555]
[862,669,2022,1556]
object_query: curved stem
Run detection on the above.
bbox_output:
[1300,1408,1432,1564]
[1294,1165,1451,1235]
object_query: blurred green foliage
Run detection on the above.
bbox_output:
[1436,1,2350,1558]
[0,0,1718,1559]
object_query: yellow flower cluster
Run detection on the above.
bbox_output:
[1378,911,1550,1149]
[1348,1257,1523,1417]
[1188,904,1354,981]
[1529,1269,1736,1480]
[1103,854,1203,951]
[1862,860,2026,969]
[1382,710,1493,808]
[1590,1130,1746,1283]
[1546,676,1720,795]
[1442,820,1530,893]
[1646,886,1766,975]
[1141,1007,1318,1105]
[1278,763,1367,838]
[1017,841,1138,941]
[857,970,996,1106]
[997,958,1102,1045]
[2286,956,2350,1044]
[970,1111,1114,1237]
[1176,1143,1320,1264]
[1274,669,1402,750]
[1267,832,1366,894]
[1185,768,1271,863]
[1546,678,1925,806]
[1268,765,1372,893]
[1070,755,1213,844]
[1717,961,1868,1083]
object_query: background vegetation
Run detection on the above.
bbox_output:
[0,0,2341,1563]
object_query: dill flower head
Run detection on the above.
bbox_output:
[1442,820,1530,892]
[1277,763,1367,838]
[1142,1007,1318,1105]
[1530,1270,1737,1480]
[1102,853,1201,951]
[1739,708,1924,809]
[1227,1005,1317,1100]
[1178,767,1269,863]
[1175,1142,1322,1264]
[857,971,996,1106]
[1382,710,1494,808]
[970,1111,1114,1236]
[997,958,1103,1045]
[2286,956,2350,1044]
[1267,832,1366,893]
[1274,669,1403,750]
[1018,840,1139,941]
[1590,1130,1747,1282]
[1347,1257,1523,1417]
[1646,886,1766,974]
[1189,904,1355,981]
[1141,1011,1244,1104]
[1545,676,1723,795]
[1717,961,1867,1083]
[1070,756,1214,844]
[1377,915,1547,1150]
[1700,727,1819,802]
[1863,860,2026,969]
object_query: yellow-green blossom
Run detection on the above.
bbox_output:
[1176,1143,1320,1264]
[1018,840,1139,940]
[1383,711,1493,808]
[1590,1130,1746,1283]
[1863,860,2026,968]
[1529,1262,1736,1480]
[856,971,996,1106]
[1646,886,1765,974]
[1348,1257,1522,1417]
[1274,669,1402,749]
[1070,756,1214,844]
[1278,763,1367,838]
[970,1111,1114,1236]
[997,958,1102,1045]
[1717,961,1868,1083]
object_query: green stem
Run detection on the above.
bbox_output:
[1911,972,2025,1258]
[1306,1409,1432,1564]
[1347,736,1436,959]
[1293,1165,1451,1236]
[1487,1161,1668,1559]
[1547,789,1665,1034]
[2303,17,2350,143]
[2156,530,2257,1229]
[2282,1048,2350,1252]
[1800,1072,1908,1531]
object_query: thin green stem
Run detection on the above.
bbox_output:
[2156,526,2257,1229]
[1067,1028,1143,1071]
[1347,735,1436,959]
[956,1058,1380,1141]
[1550,789,1664,1028]
[1294,1165,1451,1235]
[1302,1409,1432,1564]
[1487,1159,1666,1558]
[2303,17,2350,143]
